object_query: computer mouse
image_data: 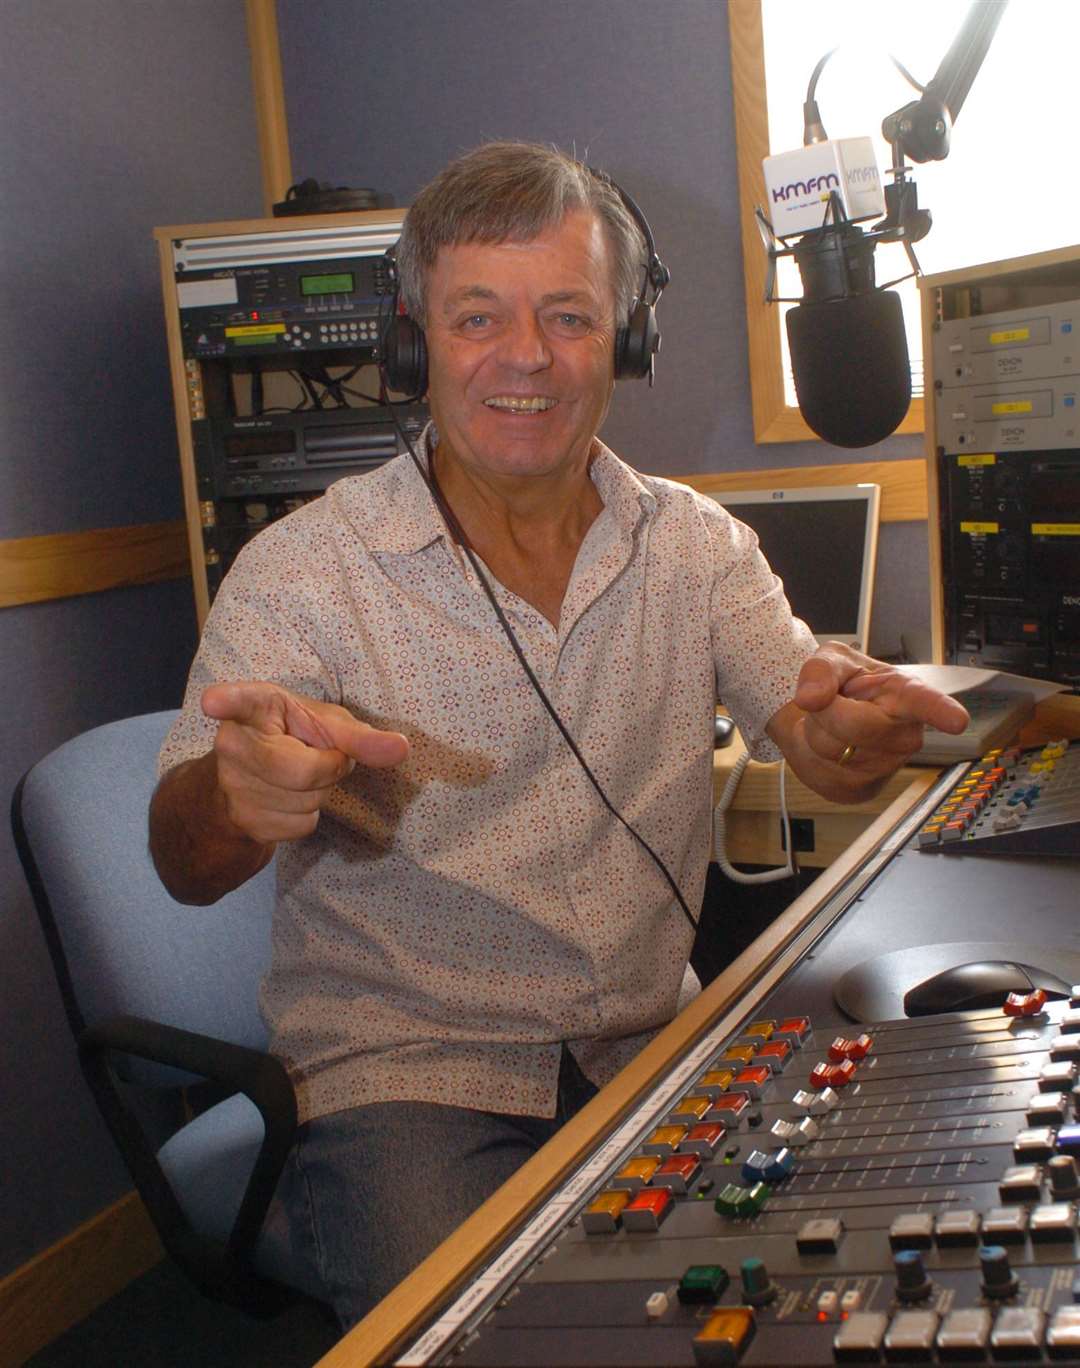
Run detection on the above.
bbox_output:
[902,960,1072,1017]
[713,714,735,749]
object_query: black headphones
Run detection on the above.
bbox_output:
[378,173,670,397]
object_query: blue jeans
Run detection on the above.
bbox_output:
[273,1046,598,1329]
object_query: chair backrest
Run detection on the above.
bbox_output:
[13,711,276,1058]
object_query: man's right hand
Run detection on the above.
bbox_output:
[149,683,409,904]
[202,682,410,846]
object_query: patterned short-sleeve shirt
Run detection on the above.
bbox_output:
[160,436,816,1122]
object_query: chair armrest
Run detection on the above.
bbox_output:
[78,1013,297,1303]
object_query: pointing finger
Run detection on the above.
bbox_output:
[202,681,291,733]
[282,695,409,767]
[841,670,970,735]
[203,683,410,767]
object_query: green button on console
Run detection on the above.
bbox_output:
[714,1181,770,1219]
[714,1183,744,1217]
[735,1182,770,1218]
[678,1264,730,1303]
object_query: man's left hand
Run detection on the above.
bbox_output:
[766,642,971,802]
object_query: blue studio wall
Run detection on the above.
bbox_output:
[0,1,263,1279]
[276,0,932,661]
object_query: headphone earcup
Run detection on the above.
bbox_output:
[381,314,428,396]
[614,299,660,380]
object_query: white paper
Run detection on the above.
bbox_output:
[895,663,1067,702]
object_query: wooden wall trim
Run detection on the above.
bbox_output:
[673,456,927,523]
[0,457,922,614]
[0,1192,162,1368]
[0,520,190,610]
[727,0,924,444]
[245,0,293,214]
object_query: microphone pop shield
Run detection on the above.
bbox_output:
[786,289,911,448]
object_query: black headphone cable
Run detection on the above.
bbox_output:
[379,386,700,934]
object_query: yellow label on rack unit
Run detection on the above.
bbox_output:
[957,454,997,466]
[960,521,999,535]
[1031,523,1080,536]
[224,323,287,337]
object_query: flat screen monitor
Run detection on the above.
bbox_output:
[713,483,881,650]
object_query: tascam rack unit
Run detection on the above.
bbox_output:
[154,209,423,625]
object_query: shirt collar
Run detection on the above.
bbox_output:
[588,440,658,534]
[338,423,657,554]
[333,426,445,554]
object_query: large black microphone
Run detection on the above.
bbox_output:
[761,1,1007,449]
[759,130,916,450]
[785,218,911,449]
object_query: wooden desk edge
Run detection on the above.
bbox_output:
[320,770,940,1367]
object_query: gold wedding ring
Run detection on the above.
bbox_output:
[837,743,857,766]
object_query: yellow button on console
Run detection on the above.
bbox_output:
[611,1155,660,1189]
[692,1307,756,1365]
[581,1189,630,1234]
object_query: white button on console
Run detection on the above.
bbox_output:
[937,1307,992,1357]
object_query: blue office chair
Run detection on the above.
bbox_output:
[12,711,320,1314]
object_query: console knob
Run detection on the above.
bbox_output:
[1049,1154,1080,1197]
[739,1256,778,1306]
[979,1244,1019,1299]
[894,1248,932,1303]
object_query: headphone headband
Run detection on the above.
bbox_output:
[587,168,671,311]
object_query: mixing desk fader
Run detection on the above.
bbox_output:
[915,739,1080,857]
[396,991,1080,1366]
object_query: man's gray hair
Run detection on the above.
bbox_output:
[394,141,647,327]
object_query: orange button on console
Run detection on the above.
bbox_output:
[692,1306,756,1365]
[611,1155,661,1190]
[698,1068,737,1096]
[642,1124,687,1156]
[670,1094,713,1124]
[581,1190,630,1234]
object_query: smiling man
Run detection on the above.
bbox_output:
[149,141,967,1327]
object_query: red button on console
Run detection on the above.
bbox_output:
[828,1034,873,1062]
[1004,989,1048,1018]
[622,1187,674,1231]
[755,1041,792,1071]
[653,1153,702,1194]
[733,1066,772,1098]
[811,1060,856,1089]
[775,1016,811,1045]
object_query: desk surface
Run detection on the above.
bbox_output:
[712,729,925,869]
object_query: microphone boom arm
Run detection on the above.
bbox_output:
[881,0,1008,163]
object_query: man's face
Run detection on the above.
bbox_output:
[422,208,619,486]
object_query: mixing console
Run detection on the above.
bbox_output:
[916,740,1079,857]
[398,992,1080,1366]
